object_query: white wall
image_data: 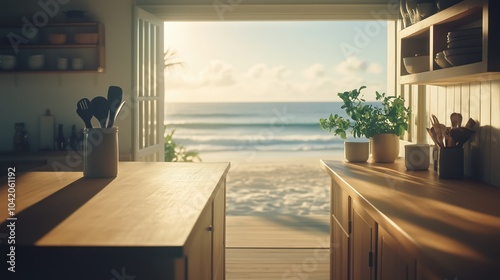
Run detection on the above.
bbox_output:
[0,0,133,159]
[403,82,500,188]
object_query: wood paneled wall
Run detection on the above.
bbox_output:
[402,81,500,187]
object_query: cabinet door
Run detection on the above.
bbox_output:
[378,226,416,280]
[212,182,226,280]
[331,218,349,280]
[351,203,376,280]
[331,179,351,280]
[185,203,213,280]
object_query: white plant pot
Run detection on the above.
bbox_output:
[370,133,399,163]
[344,141,370,162]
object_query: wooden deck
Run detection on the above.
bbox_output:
[226,215,330,280]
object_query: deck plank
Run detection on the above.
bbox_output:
[226,215,330,280]
[226,215,330,248]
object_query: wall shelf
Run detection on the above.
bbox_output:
[399,0,500,85]
[0,22,105,73]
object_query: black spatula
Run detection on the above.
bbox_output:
[91,96,110,128]
[107,86,123,128]
[76,98,93,128]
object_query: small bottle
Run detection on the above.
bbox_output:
[56,124,66,151]
[69,125,78,151]
[13,123,25,151]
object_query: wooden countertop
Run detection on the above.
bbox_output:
[321,159,500,279]
[0,162,230,251]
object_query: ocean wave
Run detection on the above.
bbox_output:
[184,143,344,152]
[166,122,322,129]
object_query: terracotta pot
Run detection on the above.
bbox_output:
[344,141,369,162]
[370,133,400,163]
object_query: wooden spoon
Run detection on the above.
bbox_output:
[450,113,461,128]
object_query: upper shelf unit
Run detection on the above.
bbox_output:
[399,0,500,85]
[0,22,105,73]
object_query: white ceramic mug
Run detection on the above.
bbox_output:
[405,144,430,171]
[83,127,118,178]
[57,57,68,70]
[72,58,84,70]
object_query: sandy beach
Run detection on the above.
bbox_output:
[202,150,343,216]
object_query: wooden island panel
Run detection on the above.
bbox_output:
[0,162,230,280]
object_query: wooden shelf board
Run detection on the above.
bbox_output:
[400,0,485,39]
[0,70,104,74]
[0,44,99,49]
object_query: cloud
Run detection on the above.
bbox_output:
[199,60,236,86]
[247,64,290,80]
[165,60,236,88]
[335,56,367,73]
[303,63,326,79]
[367,63,383,74]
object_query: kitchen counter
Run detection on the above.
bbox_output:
[321,159,500,279]
[0,162,230,279]
[0,150,84,174]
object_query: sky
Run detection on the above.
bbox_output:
[164,21,387,103]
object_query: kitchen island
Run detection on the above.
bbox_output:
[0,162,230,280]
[322,159,500,280]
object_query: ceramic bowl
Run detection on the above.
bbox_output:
[435,51,453,69]
[417,3,436,19]
[48,33,67,44]
[437,0,462,11]
[443,47,482,56]
[28,54,45,70]
[74,33,98,44]
[403,55,429,74]
[445,53,482,67]
[0,55,17,70]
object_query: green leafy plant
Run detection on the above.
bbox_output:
[165,129,202,162]
[319,86,410,139]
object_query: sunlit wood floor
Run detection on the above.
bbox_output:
[226,215,330,280]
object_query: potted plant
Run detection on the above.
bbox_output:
[319,86,410,163]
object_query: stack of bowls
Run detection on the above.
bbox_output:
[442,27,482,67]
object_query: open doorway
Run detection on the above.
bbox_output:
[163,21,388,216]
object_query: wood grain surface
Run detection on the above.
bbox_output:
[0,162,230,248]
[321,159,500,279]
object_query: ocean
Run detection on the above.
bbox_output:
[165,102,353,159]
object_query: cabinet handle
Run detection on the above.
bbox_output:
[207,225,214,232]
[368,251,373,267]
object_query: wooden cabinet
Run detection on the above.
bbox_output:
[351,203,376,280]
[0,22,105,73]
[212,181,226,280]
[184,202,215,280]
[0,162,229,280]
[377,226,416,280]
[330,179,350,280]
[170,175,227,280]
[399,0,500,85]
[322,159,500,279]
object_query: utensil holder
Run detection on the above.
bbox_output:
[438,147,463,179]
[83,127,118,178]
[405,144,430,171]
